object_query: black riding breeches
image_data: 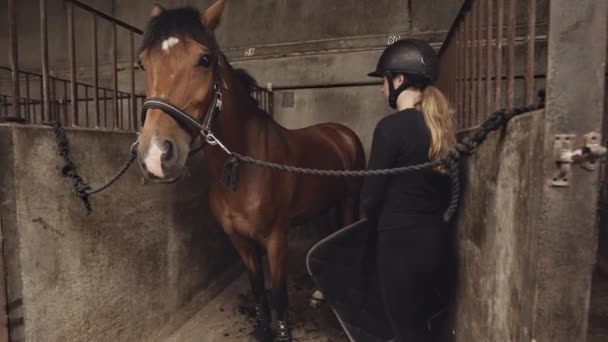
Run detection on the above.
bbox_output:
[376,225,450,342]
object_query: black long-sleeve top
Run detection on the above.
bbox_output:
[361,109,451,231]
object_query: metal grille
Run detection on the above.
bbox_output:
[436,0,548,129]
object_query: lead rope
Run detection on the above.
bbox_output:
[219,104,543,222]
[45,121,137,215]
[47,104,540,219]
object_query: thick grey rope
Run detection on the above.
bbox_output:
[222,105,543,222]
[46,121,137,215]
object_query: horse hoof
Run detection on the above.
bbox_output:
[274,320,292,342]
[253,325,273,342]
[309,289,325,309]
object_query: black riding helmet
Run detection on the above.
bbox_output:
[368,38,439,109]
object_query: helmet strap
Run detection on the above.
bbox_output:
[386,71,414,109]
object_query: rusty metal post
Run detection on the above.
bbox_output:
[446,43,456,105]
[25,73,31,122]
[8,0,20,119]
[112,24,119,130]
[84,86,89,127]
[456,23,463,129]
[119,94,124,128]
[471,2,478,124]
[130,31,137,131]
[51,78,56,121]
[38,75,43,122]
[68,1,78,126]
[40,0,50,121]
[103,89,108,127]
[62,81,68,124]
[92,13,100,127]
[464,11,471,127]
[486,0,494,113]
[2,96,7,117]
[533,1,608,341]
[506,0,517,107]
[495,0,504,110]
[525,0,537,105]
[477,0,484,121]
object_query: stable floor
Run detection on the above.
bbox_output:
[165,243,349,342]
[588,269,608,342]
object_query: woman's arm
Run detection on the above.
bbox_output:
[360,119,400,219]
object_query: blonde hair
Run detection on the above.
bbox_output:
[414,85,457,173]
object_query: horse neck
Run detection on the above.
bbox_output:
[203,64,270,171]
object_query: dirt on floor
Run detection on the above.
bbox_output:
[165,239,350,342]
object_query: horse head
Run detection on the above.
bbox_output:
[135,1,225,182]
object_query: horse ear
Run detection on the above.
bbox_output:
[150,3,165,17]
[201,0,225,30]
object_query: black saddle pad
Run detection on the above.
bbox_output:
[306,219,393,342]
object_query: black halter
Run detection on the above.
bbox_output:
[140,55,226,152]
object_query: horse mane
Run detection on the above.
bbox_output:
[140,7,217,53]
[233,68,270,115]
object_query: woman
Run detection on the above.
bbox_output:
[362,38,456,341]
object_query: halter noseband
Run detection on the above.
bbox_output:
[139,55,227,152]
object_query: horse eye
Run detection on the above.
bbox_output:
[198,55,211,68]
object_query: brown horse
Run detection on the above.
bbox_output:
[135,1,365,341]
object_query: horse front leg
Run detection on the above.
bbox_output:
[266,228,292,342]
[228,234,273,342]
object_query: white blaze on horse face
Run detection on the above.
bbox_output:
[144,137,165,178]
[161,37,180,52]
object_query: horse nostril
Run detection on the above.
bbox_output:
[162,140,175,162]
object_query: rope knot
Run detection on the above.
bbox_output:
[222,155,241,191]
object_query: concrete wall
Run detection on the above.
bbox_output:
[0,124,238,342]
[452,110,544,341]
[598,68,608,274]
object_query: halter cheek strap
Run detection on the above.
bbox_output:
[139,55,226,154]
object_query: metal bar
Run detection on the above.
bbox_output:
[40,0,50,121]
[66,0,143,34]
[265,92,269,116]
[92,13,100,127]
[130,31,136,131]
[68,1,78,126]
[477,0,485,121]
[456,23,462,128]
[85,86,89,127]
[2,96,8,117]
[63,81,68,124]
[471,1,478,124]
[535,1,608,341]
[120,95,124,129]
[51,79,56,121]
[452,41,457,105]
[25,74,31,122]
[446,43,453,102]
[507,0,517,107]
[8,0,20,118]
[525,0,537,105]
[112,24,119,130]
[486,0,494,113]
[39,75,43,123]
[495,0,504,110]
[463,12,472,127]
[103,89,108,127]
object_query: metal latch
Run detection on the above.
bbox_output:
[552,132,607,187]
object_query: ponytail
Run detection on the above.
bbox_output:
[415,85,457,173]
